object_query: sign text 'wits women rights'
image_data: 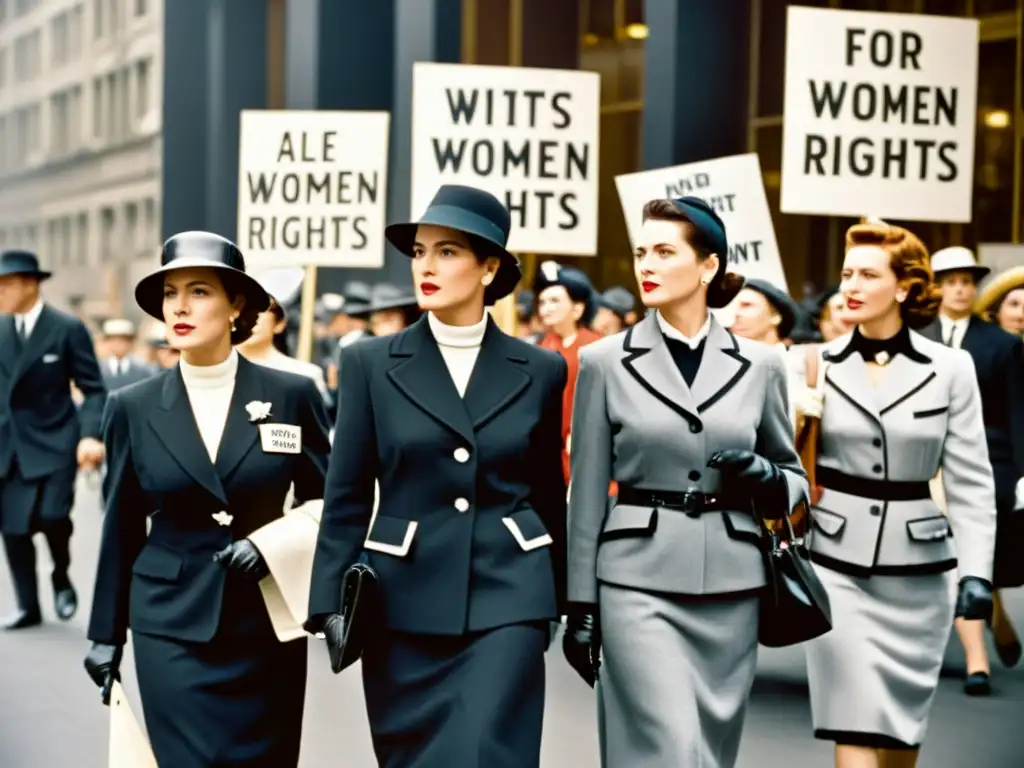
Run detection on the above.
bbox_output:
[237,110,390,269]
[411,63,600,256]
[781,7,978,222]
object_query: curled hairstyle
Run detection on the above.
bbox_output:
[218,271,262,345]
[845,223,940,328]
[641,199,744,309]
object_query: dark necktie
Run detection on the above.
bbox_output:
[12,316,25,354]
[944,323,959,348]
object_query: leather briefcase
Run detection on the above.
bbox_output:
[329,559,380,674]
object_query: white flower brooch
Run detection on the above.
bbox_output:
[245,400,273,423]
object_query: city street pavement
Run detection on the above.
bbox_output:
[2,478,1023,767]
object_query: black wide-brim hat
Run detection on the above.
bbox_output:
[135,231,271,321]
[384,184,521,304]
[743,278,801,339]
[0,249,51,280]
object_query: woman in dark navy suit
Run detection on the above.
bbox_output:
[308,185,568,768]
[83,232,330,767]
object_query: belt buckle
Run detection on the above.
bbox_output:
[680,491,702,518]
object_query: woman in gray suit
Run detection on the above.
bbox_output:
[564,196,808,768]
[805,222,996,768]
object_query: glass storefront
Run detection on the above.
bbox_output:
[463,0,1023,299]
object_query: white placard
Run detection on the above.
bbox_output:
[237,110,390,268]
[781,7,979,223]
[411,62,600,256]
[615,153,788,292]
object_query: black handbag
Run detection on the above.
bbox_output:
[754,501,833,648]
[329,556,380,674]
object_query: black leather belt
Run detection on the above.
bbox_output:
[816,466,930,501]
[617,486,748,518]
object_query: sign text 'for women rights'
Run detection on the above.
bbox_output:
[236,110,390,268]
[411,62,600,256]
[780,7,978,222]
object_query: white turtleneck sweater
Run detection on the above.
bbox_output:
[179,350,239,461]
[427,311,487,397]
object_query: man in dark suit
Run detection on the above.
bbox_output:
[99,318,157,392]
[0,250,106,629]
[922,246,1024,691]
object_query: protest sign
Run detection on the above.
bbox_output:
[411,62,600,256]
[615,153,788,292]
[237,110,390,268]
[781,7,979,222]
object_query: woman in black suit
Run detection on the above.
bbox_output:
[308,185,568,768]
[83,232,331,767]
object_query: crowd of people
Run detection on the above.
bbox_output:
[0,183,1021,768]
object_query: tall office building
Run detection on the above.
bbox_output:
[0,0,163,316]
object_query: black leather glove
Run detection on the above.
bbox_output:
[84,642,122,706]
[707,449,789,519]
[955,577,994,622]
[212,539,270,582]
[562,603,601,687]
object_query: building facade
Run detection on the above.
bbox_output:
[0,0,1019,315]
[0,0,163,318]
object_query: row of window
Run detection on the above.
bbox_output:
[0,198,159,268]
[0,0,153,89]
[0,56,152,173]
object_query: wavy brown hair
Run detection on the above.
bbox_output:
[844,223,940,328]
[641,199,744,309]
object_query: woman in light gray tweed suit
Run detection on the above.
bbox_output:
[563,197,808,768]
[805,222,996,768]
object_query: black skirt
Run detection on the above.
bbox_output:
[362,622,548,768]
[132,578,307,768]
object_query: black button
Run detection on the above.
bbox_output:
[870,505,881,516]
[872,438,882,448]
[872,464,882,474]
[688,470,701,481]
[689,422,702,434]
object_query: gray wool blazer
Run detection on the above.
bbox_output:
[809,330,996,580]
[567,313,808,604]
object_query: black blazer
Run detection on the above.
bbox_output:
[309,315,568,636]
[0,306,106,480]
[922,316,1024,502]
[87,356,330,646]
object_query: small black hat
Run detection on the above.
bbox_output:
[340,280,372,316]
[134,231,270,321]
[385,185,522,304]
[0,250,51,281]
[349,283,418,319]
[598,286,636,318]
[742,278,801,339]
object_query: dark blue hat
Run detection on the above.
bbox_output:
[742,278,802,339]
[534,262,597,325]
[135,231,270,321]
[349,283,418,319]
[598,286,635,318]
[0,250,51,280]
[340,280,372,315]
[385,185,521,305]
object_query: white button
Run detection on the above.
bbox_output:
[453,447,470,463]
[454,497,470,513]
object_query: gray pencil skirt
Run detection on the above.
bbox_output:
[597,583,760,768]
[805,565,955,749]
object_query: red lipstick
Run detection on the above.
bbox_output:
[641,281,660,293]
[846,299,863,310]
[419,282,440,296]
[172,323,195,336]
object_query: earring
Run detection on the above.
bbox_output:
[896,294,906,304]
[481,274,494,287]
[701,278,711,286]
[230,317,237,332]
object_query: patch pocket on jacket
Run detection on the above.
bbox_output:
[811,508,846,538]
[906,516,951,542]
[364,516,418,557]
[502,509,553,552]
[131,546,184,582]
[599,505,658,543]
[913,406,949,419]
